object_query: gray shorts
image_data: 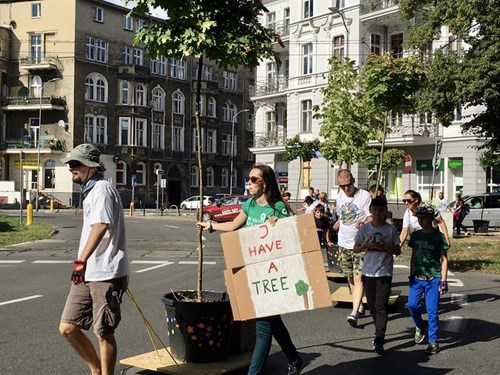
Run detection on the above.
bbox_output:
[60,275,128,336]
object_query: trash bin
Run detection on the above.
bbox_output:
[472,220,489,233]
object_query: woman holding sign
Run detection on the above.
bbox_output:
[197,164,304,375]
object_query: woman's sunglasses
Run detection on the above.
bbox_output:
[68,160,82,169]
[247,176,263,184]
[402,199,415,204]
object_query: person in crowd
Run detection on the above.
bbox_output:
[407,203,449,355]
[313,204,334,248]
[353,197,400,355]
[399,190,451,247]
[333,169,372,327]
[59,144,129,375]
[310,192,330,213]
[282,191,296,216]
[453,193,470,236]
[437,192,450,212]
[369,184,387,203]
[297,195,315,214]
[197,164,304,375]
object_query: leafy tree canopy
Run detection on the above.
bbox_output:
[283,135,320,163]
[361,148,406,172]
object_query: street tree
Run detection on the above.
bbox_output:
[360,148,406,188]
[130,0,281,296]
[399,0,500,156]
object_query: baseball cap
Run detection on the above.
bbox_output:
[415,203,435,217]
[61,143,106,171]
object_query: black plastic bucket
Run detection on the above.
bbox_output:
[162,290,233,363]
[473,220,489,233]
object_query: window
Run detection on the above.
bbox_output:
[418,112,432,125]
[266,111,276,133]
[222,103,236,122]
[136,83,146,106]
[133,48,143,65]
[32,3,41,18]
[150,56,167,75]
[206,167,215,187]
[170,58,185,79]
[207,97,216,117]
[284,8,290,34]
[135,18,144,30]
[336,0,345,8]
[231,169,238,190]
[152,123,165,149]
[391,33,404,59]
[86,36,107,62]
[304,0,313,18]
[30,34,42,63]
[93,6,103,22]
[455,103,462,121]
[44,160,55,189]
[203,65,212,80]
[135,118,147,146]
[206,129,217,153]
[172,92,184,114]
[303,161,312,187]
[221,168,229,188]
[303,43,313,74]
[120,81,129,104]
[122,46,132,64]
[191,166,199,187]
[199,95,206,116]
[301,100,312,132]
[96,39,107,62]
[222,134,233,156]
[267,12,276,30]
[119,117,131,145]
[84,115,107,144]
[152,87,165,111]
[248,84,255,97]
[267,62,277,84]
[333,36,345,62]
[135,162,145,185]
[247,113,255,131]
[371,34,382,55]
[123,15,133,30]
[116,161,126,185]
[223,71,237,91]
[172,124,184,152]
[85,73,108,103]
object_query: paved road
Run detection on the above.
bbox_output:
[0,210,499,375]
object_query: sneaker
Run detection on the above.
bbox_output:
[347,312,358,327]
[425,343,440,355]
[357,305,366,317]
[287,356,304,375]
[372,336,384,356]
[414,324,426,344]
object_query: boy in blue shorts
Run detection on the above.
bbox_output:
[408,203,449,355]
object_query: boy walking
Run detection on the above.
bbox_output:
[407,203,449,355]
[353,197,400,355]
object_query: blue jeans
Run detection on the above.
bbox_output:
[247,315,298,375]
[407,277,441,343]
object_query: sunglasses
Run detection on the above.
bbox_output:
[402,199,415,204]
[339,182,353,189]
[247,176,263,184]
[68,160,82,169]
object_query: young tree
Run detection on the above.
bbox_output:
[130,0,281,297]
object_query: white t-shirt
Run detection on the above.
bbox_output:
[402,207,441,233]
[79,180,129,281]
[437,198,449,212]
[336,188,372,249]
[355,222,400,277]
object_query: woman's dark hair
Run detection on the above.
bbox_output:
[303,196,314,206]
[249,164,283,207]
[404,189,422,204]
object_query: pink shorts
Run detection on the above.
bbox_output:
[60,276,128,336]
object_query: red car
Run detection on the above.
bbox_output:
[201,195,250,222]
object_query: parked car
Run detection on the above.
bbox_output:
[179,195,211,210]
[200,195,250,222]
[451,193,500,228]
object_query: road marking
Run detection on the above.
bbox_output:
[178,261,216,265]
[0,295,43,307]
[32,260,73,264]
[164,225,179,229]
[134,261,175,273]
[393,264,409,269]
[447,278,464,287]
[0,260,25,264]
[450,293,469,306]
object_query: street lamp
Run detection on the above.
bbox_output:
[229,109,250,195]
[36,77,61,212]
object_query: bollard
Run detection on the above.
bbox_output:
[26,202,33,226]
[50,199,54,212]
[129,201,134,216]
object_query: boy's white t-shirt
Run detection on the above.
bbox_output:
[79,180,129,281]
[355,222,400,277]
[336,188,372,249]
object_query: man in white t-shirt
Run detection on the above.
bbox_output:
[437,192,450,212]
[59,144,129,375]
[333,169,372,327]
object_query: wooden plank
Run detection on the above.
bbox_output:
[120,348,252,374]
[331,287,401,306]
[325,270,347,280]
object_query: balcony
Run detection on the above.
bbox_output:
[1,96,66,111]
[360,0,401,26]
[253,77,288,99]
[373,116,439,146]
[254,129,287,148]
[0,135,65,151]
[192,80,220,93]
[20,56,60,71]
[362,0,400,13]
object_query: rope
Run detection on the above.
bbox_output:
[125,289,180,367]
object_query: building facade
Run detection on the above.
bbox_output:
[252,0,494,204]
[0,0,255,208]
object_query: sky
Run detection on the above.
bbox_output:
[105,0,166,18]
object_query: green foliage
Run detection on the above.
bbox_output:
[479,150,500,169]
[361,148,406,171]
[283,135,320,162]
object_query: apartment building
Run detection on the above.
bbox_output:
[252,0,492,203]
[0,0,254,207]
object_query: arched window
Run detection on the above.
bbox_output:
[206,167,214,187]
[222,102,231,121]
[31,75,42,97]
[44,159,55,189]
[85,73,108,103]
[152,86,165,111]
[135,162,145,185]
[190,166,199,187]
[136,83,146,106]
[208,97,216,117]
[121,81,129,104]
[199,95,206,116]
[230,104,237,120]
[221,167,229,188]
[172,91,184,114]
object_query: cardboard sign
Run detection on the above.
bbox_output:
[221,214,332,321]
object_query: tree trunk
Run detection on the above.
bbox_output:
[195,55,204,300]
[295,158,303,212]
[376,113,389,194]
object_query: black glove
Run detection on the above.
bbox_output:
[439,281,448,295]
[71,260,86,284]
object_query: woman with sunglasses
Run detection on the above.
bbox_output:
[197,164,304,375]
[399,190,451,247]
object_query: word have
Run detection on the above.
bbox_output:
[248,239,283,257]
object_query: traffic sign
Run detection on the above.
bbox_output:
[404,155,412,173]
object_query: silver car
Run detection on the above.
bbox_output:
[460,193,500,228]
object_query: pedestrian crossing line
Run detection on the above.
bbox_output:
[0,295,43,307]
[447,278,464,287]
[134,261,175,273]
[450,293,469,306]
[32,260,73,264]
[393,264,410,269]
[178,260,216,265]
[0,260,25,264]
